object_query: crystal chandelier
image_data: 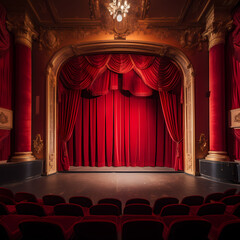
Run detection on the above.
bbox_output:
[108,0,130,22]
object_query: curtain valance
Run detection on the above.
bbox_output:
[60,54,181,92]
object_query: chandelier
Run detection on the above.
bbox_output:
[108,0,130,22]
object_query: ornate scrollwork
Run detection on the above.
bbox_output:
[196,133,208,159]
[156,46,169,57]
[33,134,44,155]
[39,29,59,51]
[0,112,8,124]
[234,113,240,123]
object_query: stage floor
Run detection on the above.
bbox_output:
[67,166,178,173]
[1,172,240,206]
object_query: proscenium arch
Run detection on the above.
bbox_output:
[45,41,195,175]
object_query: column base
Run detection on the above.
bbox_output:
[205,151,230,161]
[8,152,36,162]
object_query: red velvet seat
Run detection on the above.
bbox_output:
[196,202,226,216]
[165,216,211,240]
[90,204,121,216]
[19,220,67,240]
[69,196,93,208]
[42,194,66,206]
[153,197,179,215]
[202,214,238,228]
[223,188,237,197]
[73,220,118,240]
[14,192,41,203]
[123,204,152,215]
[160,204,189,217]
[216,219,240,240]
[204,192,224,203]
[0,223,10,240]
[98,198,122,214]
[0,215,39,240]
[0,195,16,205]
[54,203,84,216]
[231,202,240,217]
[220,195,240,205]
[0,203,9,216]
[0,188,14,199]
[125,198,150,206]
[122,219,165,240]
[16,202,48,217]
[121,215,157,223]
[181,195,204,206]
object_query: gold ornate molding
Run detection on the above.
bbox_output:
[0,112,8,124]
[196,133,208,159]
[39,29,59,51]
[33,134,44,156]
[180,28,204,50]
[7,13,38,48]
[9,152,36,162]
[203,7,232,49]
[205,151,230,161]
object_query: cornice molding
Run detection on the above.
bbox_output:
[7,13,38,48]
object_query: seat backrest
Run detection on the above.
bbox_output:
[69,196,93,208]
[160,204,190,217]
[0,188,14,199]
[98,198,122,213]
[54,203,84,216]
[223,188,237,197]
[221,195,240,205]
[122,219,164,240]
[204,192,224,203]
[125,198,150,206]
[74,220,117,240]
[167,217,211,240]
[153,197,179,215]
[0,223,9,240]
[0,195,15,205]
[90,204,120,216]
[217,220,240,240]
[16,202,46,217]
[232,203,240,217]
[42,195,66,206]
[196,202,226,216]
[19,220,65,240]
[15,192,38,203]
[123,204,152,215]
[181,195,204,206]
[0,203,9,215]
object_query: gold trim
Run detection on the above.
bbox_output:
[9,152,36,162]
[205,151,230,161]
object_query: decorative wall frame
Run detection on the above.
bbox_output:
[229,108,240,129]
[46,41,195,175]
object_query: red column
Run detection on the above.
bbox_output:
[205,39,229,161]
[8,15,36,162]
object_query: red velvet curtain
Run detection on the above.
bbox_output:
[0,4,12,161]
[227,5,240,160]
[67,89,176,167]
[58,54,182,171]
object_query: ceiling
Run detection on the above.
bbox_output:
[0,0,238,28]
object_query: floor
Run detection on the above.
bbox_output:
[2,171,240,206]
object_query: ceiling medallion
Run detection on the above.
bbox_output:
[108,0,130,22]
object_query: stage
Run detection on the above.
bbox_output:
[65,166,179,173]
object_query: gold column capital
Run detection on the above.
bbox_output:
[202,7,232,50]
[7,13,38,49]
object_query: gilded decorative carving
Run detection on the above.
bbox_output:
[196,133,208,159]
[89,0,100,20]
[7,13,38,48]
[203,8,232,49]
[235,113,240,123]
[180,28,204,50]
[229,108,240,128]
[156,46,169,57]
[33,134,44,155]
[39,29,59,51]
[49,153,55,170]
[0,112,8,124]
[46,65,56,88]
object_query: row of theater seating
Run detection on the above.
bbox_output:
[0,187,240,239]
[1,213,240,240]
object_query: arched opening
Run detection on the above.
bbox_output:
[45,41,195,175]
